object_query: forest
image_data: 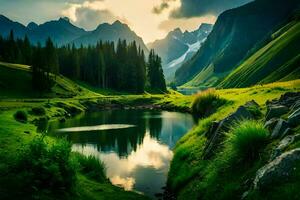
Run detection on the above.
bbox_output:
[0,30,166,93]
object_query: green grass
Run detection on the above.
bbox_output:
[0,62,97,99]
[167,79,300,200]
[0,108,148,200]
[220,21,300,88]
[191,89,227,117]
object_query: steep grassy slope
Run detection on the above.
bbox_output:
[0,61,97,99]
[166,79,300,200]
[175,0,300,86]
[219,20,300,88]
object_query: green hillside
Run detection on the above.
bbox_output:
[175,0,300,86]
[0,61,97,99]
[219,20,300,88]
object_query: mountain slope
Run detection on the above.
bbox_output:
[30,17,86,46]
[73,21,148,53]
[148,24,212,81]
[0,16,149,51]
[0,15,28,39]
[175,0,300,86]
[219,20,300,88]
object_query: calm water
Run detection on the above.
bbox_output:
[48,110,195,198]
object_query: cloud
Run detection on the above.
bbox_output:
[155,0,252,18]
[62,0,128,30]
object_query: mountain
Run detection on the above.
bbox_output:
[0,15,28,39]
[219,18,300,88]
[72,20,148,53]
[175,0,300,86]
[148,24,213,81]
[0,16,148,52]
[29,17,86,46]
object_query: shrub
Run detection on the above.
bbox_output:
[225,120,269,162]
[31,107,46,116]
[191,89,227,118]
[14,110,28,123]
[15,138,77,193]
[74,153,106,182]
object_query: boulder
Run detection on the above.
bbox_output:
[287,107,300,127]
[271,134,300,160]
[202,101,258,159]
[271,119,289,139]
[265,105,289,121]
[254,148,300,190]
[264,118,279,133]
[291,100,300,111]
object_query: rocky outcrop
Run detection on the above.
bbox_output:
[270,119,290,139]
[288,107,300,127]
[266,105,289,121]
[271,134,300,160]
[253,148,300,190]
[202,101,259,159]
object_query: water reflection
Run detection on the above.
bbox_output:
[48,110,195,198]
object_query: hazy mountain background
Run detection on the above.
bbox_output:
[0,15,148,53]
[148,23,213,81]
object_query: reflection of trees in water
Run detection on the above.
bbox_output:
[51,110,164,158]
[148,117,162,140]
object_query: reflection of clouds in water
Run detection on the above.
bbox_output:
[72,133,173,191]
[111,176,135,190]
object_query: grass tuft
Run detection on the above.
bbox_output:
[191,89,227,118]
[13,110,28,123]
[74,153,107,183]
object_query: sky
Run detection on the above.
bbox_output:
[0,0,252,43]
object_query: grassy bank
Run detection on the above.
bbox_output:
[167,79,300,199]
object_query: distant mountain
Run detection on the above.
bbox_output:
[72,20,148,53]
[0,15,148,52]
[0,15,28,39]
[148,23,213,81]
[175,0,300,86]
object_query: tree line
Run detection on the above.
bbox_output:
[0,31,166,93]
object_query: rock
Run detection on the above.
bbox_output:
[245,100,259,108]
[264,118,279,133]
[202,102,258,159]
[271,134,300,160]
[265,105,289,121]
[287,107,300,127]
[253,148,300,190]
[291,100,300,111]
[271,119,289,139]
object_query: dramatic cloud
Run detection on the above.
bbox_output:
[62,1,125,30]
[170,0,253,18]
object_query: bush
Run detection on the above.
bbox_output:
[191,89,227,118]
[74,153,106,182]
[14,110,28,123]
[225,120,269,162]
[15,138,77,193]
[31,107,46,116]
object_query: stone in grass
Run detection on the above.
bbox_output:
[287,107,300,127]
[254,148,300,190]
[271,134,300,160]
[271,119,289,139]
[266,105,289,121]
[264,118,279,132]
